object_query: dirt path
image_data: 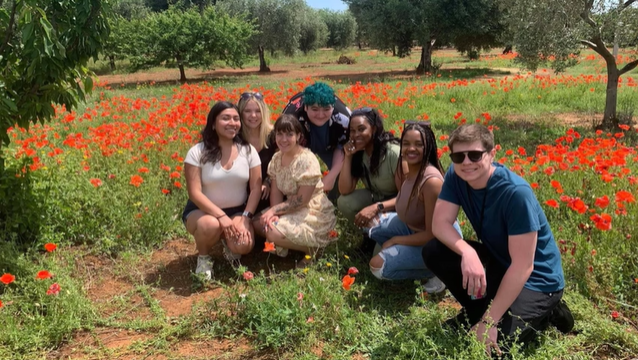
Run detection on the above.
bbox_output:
[50,238,300,360]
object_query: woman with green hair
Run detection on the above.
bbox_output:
[282,82,351,200]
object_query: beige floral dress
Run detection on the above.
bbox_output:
[267,148,337,247]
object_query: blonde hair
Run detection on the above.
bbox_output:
[238,94,273,149]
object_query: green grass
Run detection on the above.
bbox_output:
[2,47,638,359]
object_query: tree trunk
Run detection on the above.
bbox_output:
[176,53,187,82]
[258,46,270,72]
[358,42,362,50]
[603,62,620,127]
[416,39,435,74]
[392,46,396,57]
[108,55,116,71]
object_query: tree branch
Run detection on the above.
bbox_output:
[0,0,18,56]
[619,59,638,76]
[580,39,597,50]
[621,0,637,11]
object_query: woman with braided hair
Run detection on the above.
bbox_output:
[367,121,461,293]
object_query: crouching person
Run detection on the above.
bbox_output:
[425,124,574,355]
[367,121,460,294]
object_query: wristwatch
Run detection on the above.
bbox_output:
[376,202,385,213]
[242,211,254,219]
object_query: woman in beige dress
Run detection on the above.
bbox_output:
[259,114,337,267]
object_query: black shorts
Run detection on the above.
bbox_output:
[181,199,245,225]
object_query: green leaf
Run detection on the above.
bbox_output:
[1,97,18,113]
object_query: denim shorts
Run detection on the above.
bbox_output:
[181,199,245,225]
[368,212,462,281]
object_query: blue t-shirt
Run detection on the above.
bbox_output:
[439,164,565,293]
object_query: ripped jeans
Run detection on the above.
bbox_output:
[367,212,462,281]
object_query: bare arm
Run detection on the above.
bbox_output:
[269,178,284,207]
[323,148,344,191]
[271,184,315,215]
[482,232,536,324]
[184,163,225,218]
[338,152,357,195]
[244,166,262,214]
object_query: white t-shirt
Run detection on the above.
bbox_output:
[184,142,261,209]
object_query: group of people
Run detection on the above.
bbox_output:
[181,82,574,354]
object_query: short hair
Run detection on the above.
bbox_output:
[448,124,494,153]
[274,114,304,136]
[303,82,335,107]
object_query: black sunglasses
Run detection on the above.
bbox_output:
[351,107,374,117]
[240,92,264,101]
[449,150,487,164]
[404,120,431,128]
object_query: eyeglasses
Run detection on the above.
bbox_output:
[449,150,488,164]
[240,92,264,101]
[404,120,431,128]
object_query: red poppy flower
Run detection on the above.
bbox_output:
[130,175,144,187]
[594,196,610,208]
[545,199,559,208]
[615,190,635,203]
[161,189,170,195]
[243,271,254,281]
[328,230,338,239]
[46,283,61,296]
[89,178,103,187]
[263,241,275,252]
[347,267,359,275]
[1,273,16,285]
[36,270,52,280]
[44,243,57,252]
[342,275,355,290]
[611,311,619,319]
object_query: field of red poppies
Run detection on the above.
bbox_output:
[1,49,638,359]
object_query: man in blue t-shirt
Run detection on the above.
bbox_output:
[283,82,350,200]
[425,124,573,355]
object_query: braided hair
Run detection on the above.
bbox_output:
[396,122,444,205]
[347,108,398,178]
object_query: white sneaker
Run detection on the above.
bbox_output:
[274,245,289,258]
[196,255,213,281]
[222,239,242,268]
[423,276,446,294]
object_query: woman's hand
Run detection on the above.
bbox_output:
[218,215,236,240]
[260,209,277,230]
[344,140,357,157]
[354,204,378,228]
[261,182,271,200]
[381,237,397,249]
[232,216,252,246]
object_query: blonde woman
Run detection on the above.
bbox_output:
[238,92,277,213]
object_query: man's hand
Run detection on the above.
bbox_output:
[472,321,501,357]
[461,247,487,298]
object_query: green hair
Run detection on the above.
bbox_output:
[303,82,335,107]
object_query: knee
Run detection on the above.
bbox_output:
[422,239,442,270]
[195,216,221,238]
[369,255,385,280]
[337,194,357,222]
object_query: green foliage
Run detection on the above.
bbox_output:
[113,0,150,19]
[123,6,255,81]
[0,242,94,356]
[318,9,357,50]
[219,0,306,70]
[0,0,111,169]
[298,8,329,54]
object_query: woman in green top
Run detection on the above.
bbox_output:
[337,107,400,228]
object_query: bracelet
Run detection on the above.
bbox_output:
[480,317,498,326]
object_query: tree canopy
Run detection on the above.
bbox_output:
[0,0,111,170]
[123,6,254,81]
[499,0,638,127]
[318,9,357,50]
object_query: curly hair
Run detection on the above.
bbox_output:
[396,122,444,205]
[303,82,336,107]
[200,101,249,165]
[347,108,398,178]
[237,92,273,150]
